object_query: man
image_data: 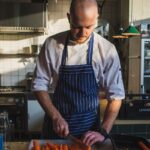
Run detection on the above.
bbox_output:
[32,0,125,146]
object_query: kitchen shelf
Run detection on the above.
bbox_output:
[144,57,150,59]
[0,27,48,35]
[115,120,150,125]
[0,54,38,58]
[144,75,150,77]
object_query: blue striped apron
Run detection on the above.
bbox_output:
[43,33,100,139]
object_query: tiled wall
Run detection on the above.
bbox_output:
[0,36,46,86]
[0,0,71,87]
[0,0,119,87]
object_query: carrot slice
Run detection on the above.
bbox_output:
[47,143,56,150]
[63,145,68,150]
[45,145,50,150]
[55,144,59,150]
[41,145,45,150]
[33,140,41,150]
[86,146,91,150]
[69,144,78,150]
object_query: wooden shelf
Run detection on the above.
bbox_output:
[0,53,38,58]
[144,57,150,59]
[115,120,150,125]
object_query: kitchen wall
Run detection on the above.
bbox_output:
[0,0,119,87]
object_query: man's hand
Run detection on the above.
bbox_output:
[82,131,105,146]
[52,116,69,137]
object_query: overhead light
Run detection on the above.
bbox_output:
[122,23,140,36]
[122,0,140,36]
[112,1,128,39]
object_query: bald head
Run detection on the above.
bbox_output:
[70,0,98,16]
[67,0,99,44]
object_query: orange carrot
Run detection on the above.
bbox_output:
[55,144,59,150]
[47,143,56,150]
[45,145,50,150]
[69,144,78,150]
[60,144,63,150]
[41,145,45,150]
[33,140,41,150]
[63,145,68,150]
[87,146,91,150]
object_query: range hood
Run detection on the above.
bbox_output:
[0,1,48,34]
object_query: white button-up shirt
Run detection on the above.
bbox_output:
[32,31,125,100]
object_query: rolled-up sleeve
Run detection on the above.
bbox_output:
[32,39,52,91]
[102,45,125,100]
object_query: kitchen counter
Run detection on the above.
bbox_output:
[5,142,29,150]
[0,90,54,100]
[0,90,54,95]
[114,119,150,125]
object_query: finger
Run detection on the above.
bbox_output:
[53,121,62,135]
[63,126,69,136]
[83,131,93,137]
[83,132,95,144]
[88,136,100,146]
[85,134,95,146]
[59,124,65,137]
[81,131,92,141]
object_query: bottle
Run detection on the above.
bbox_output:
[0,112,10,150]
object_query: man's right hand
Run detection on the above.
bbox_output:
[52,116,69,137]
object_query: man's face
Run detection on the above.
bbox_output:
[68,3,98,44]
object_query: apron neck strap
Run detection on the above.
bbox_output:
[61,33,69,66]
[87,33,94,65]
[61,32,94,66]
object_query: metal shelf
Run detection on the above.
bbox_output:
[144,75,150,77]
[144,57,150,59]
[0,27,48,35]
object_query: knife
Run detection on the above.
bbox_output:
[67,134,88,148]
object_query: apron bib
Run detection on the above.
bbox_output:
[43,33,100,139]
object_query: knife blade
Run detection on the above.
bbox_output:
[67,134,88,148]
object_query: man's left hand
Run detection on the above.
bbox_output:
[82,131,105,146]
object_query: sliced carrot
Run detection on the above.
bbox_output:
[63,145,68,150]
[87,146,91,150]
[41,145,45,150]
[60,144,63,150]
[55,144,59,150]
[45,145,50,150]
[69,144,78,150]
[47,143,56,150]
[33,140,41,150]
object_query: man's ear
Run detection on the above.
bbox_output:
[67,13,71,23]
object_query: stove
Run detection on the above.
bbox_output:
[0,89,28,137]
